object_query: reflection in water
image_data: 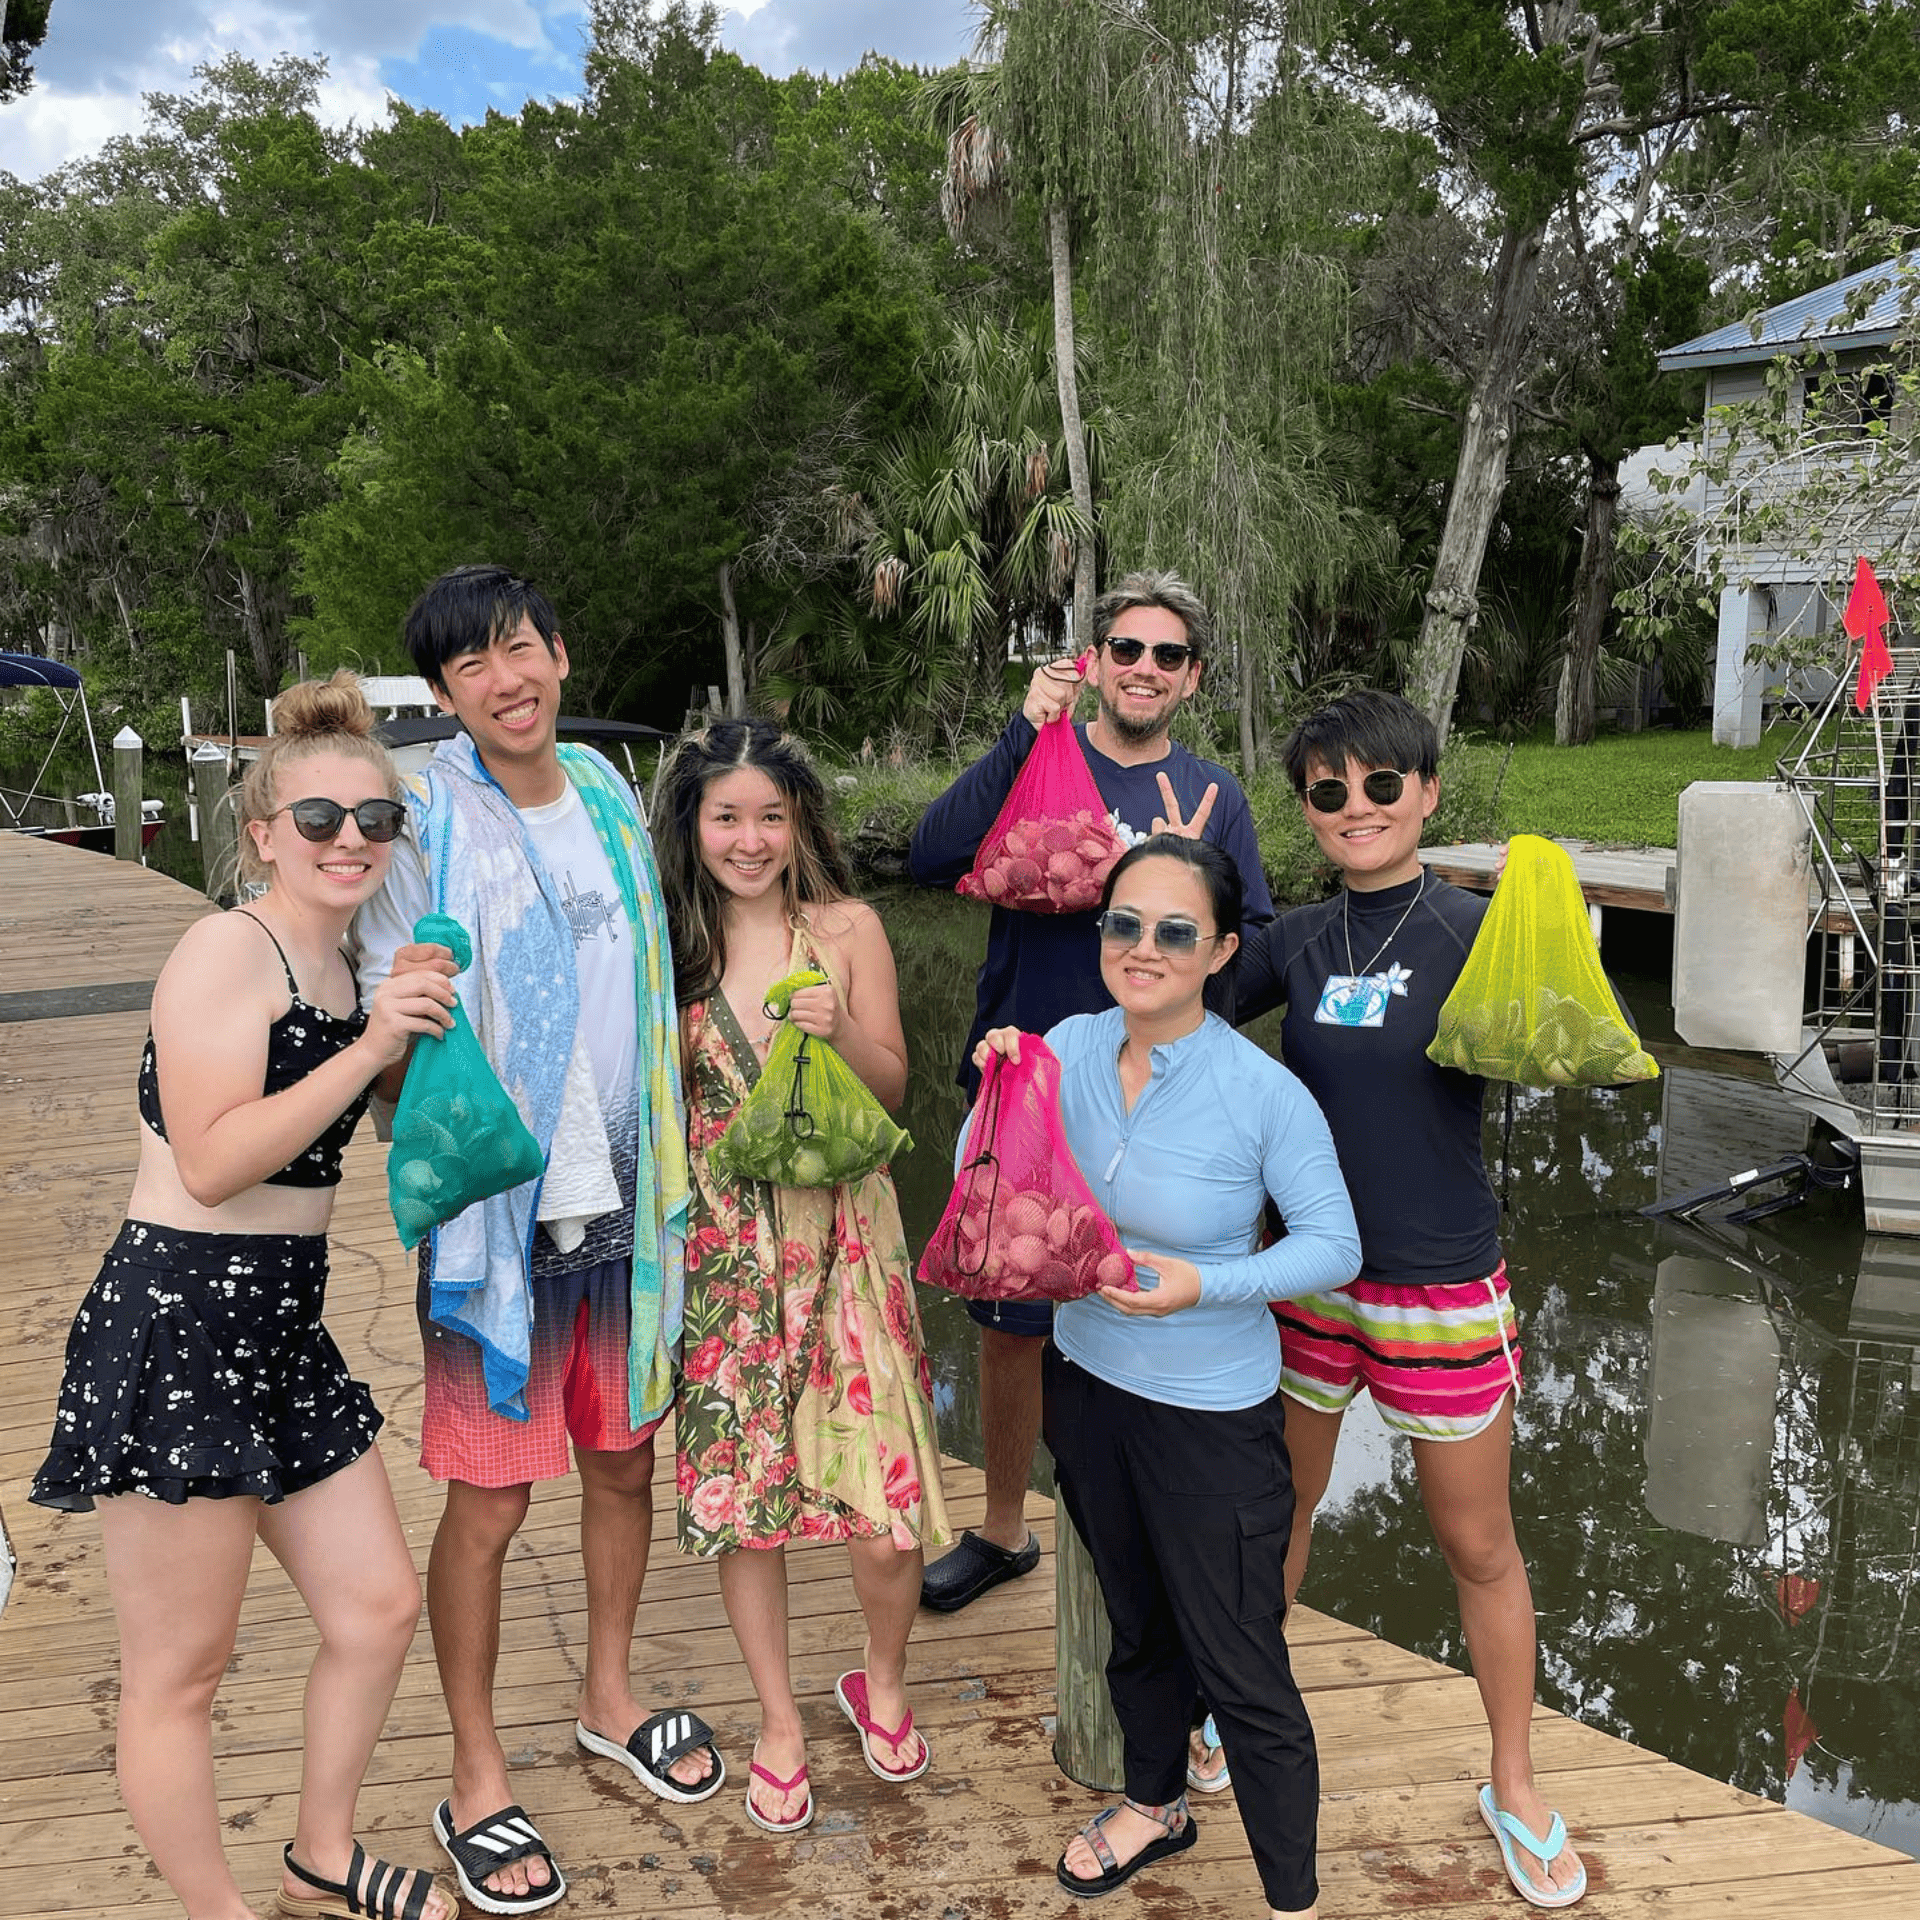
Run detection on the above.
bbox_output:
[877,885,1920,1861]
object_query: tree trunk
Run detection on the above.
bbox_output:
[1556,452,1622,747]
[1238,632,1259,777]
[1403,220,1547,745]
[1048,199,1097,654]
[718,561,746,717]
[236,565,286,699]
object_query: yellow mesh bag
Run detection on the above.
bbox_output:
[1427,835,1659,1088]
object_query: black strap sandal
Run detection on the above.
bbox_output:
[431,1801,567,1916]
[1055,1796,1198,1897]
[276,1840,446,1920]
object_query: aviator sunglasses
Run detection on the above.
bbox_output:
[269,797,408,843]
[1096,908,1219,955]
[1304,768,1417,815]
[1102,636,1197,672]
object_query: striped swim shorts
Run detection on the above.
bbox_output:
[1273,1263,1521,1442]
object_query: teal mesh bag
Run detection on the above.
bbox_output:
[386,912,546,1249]
[711,968,912,1189]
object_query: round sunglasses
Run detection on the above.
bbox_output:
[1096,908,1220,955]
[269,797,408,843]
[1304,768,1417,815]
[1102,636,1197,672]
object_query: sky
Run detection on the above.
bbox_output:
[0,0,979,182]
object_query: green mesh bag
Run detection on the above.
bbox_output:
[711,967,912,1189]
[1427,836,1659,1089]
[387,912,547,1249]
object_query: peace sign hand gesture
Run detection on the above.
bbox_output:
[1152,772,1218,839]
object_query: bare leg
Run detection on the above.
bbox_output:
[427,1475,549,1903]
[977,1328,1044,1549]
[847,1535,924,1771]
[575,1438,713,1790]
[717,1546,808,1825]
[257,1451,454,1920]
[96,1492,261,1920]
[1412,1401,1583,1899]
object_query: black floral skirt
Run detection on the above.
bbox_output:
[30,1220,382,1512]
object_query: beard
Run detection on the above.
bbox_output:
[1096,685,1175,747]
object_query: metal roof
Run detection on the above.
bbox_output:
[1657,253,1918,371]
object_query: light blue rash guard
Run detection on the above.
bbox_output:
[1046,1009,1360,1412]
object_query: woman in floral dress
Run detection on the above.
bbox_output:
[657,719,948,1835]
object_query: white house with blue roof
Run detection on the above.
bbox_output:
[1652,254,1917,746]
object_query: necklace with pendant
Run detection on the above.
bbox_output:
[1315,873,1426,1030]
[1344,871,1426,976]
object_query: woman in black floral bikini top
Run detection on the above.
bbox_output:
[30,673,462,1920]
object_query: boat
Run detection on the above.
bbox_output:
[0,652,164,854]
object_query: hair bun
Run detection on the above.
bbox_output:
[270,669,377,742]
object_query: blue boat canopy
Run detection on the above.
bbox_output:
[0,653,84,691]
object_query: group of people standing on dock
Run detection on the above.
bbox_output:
[32,562,1587,1920]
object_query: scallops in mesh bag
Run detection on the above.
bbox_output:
[710,968,912,1189]
[918,1036,1137,1302]
[1426,835,1659,1089]
[387,911,547,1249]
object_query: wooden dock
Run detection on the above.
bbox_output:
[3,831,1916,1917]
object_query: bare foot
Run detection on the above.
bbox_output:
[1187,1719,1228,1789]
[747,1730,811,1827]
[1486,1780,1586,1900]
[858,1667,925,1774]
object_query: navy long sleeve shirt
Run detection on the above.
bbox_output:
[910,712,1274,1091]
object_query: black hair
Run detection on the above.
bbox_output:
[402,564,562,690]
[1280,689,1439,790]
[1100,832,1245,941]
[654,718,857,1007]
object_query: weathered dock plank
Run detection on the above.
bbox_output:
[2,834,1913,1916]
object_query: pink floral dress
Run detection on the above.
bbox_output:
[675,938,949,1557]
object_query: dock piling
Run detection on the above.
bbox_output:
[1052,1504,1124,1789]
[111,726,143,864]
[191,739,238,902]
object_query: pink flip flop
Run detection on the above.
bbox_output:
[744,1756,813,1834]
[834,1670,931,1783]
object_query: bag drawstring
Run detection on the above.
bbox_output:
[954,1052,1006,1278]
[1483,1270,1523,1399]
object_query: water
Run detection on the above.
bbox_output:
[881,887,1920,1863]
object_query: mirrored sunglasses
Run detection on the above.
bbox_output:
[272,797,407,843]
[1096,908,1217,955]
[1304,768,1415,815]
[1103,636,1196,672]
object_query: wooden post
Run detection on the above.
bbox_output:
[112,726,144,864]
[1052,1494,1125,1790]
[191,740,238,902]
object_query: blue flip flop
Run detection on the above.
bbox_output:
[1477,1784,1587,1909]
[1186,1714,1230,1793]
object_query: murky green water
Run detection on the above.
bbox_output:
[883,887,1920,1864]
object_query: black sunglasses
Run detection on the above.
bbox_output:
[1304,769,1416,815]
[1102,636,1196,672]
[1097,908,1218,955]
[271,797,407,843]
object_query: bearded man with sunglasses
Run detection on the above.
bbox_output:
[908,569,1272,1614]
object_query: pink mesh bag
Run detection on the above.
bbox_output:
[956,659,1127,914]
[917,1037,1138,1301]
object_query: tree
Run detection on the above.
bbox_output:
[1,0,51,103]
[1334,0,1918,744]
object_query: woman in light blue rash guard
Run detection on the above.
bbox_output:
[973,834,1358,1919]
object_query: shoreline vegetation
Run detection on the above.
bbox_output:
[825,726,1784,908]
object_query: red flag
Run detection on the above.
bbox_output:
[1848,555,1893,711]
[1775,1573,1821,1624]
[1784,1685,1819,1779]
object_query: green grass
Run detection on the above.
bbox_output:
[1489,728,1784,848]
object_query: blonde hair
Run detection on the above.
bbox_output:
[235,671,401,887]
